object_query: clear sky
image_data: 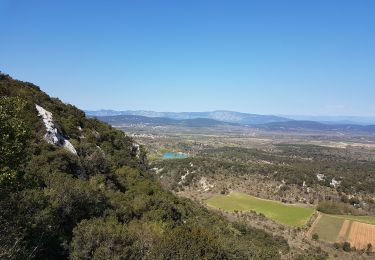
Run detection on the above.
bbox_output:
[1,0,374,116]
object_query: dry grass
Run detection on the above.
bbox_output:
[347,222,375,252]
[338,220,350,242]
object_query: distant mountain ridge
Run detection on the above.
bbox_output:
[284,115,375,125]
[86,110,291,125]
[90,113,375,134]
[92,115,238,128]
[257,120,375,134]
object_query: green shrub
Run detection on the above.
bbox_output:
[317,201,359,215]
[342,242,351,252]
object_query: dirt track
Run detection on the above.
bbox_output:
[306,213,321,238]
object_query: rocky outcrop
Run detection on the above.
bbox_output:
[35,104,77,155]
[131,143,140,158]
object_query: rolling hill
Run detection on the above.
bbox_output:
[86,110,291,125]
[91,113,375,134]
[257,121,375,134]
[92,114,239,127]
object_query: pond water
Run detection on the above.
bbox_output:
[162,152,189,159]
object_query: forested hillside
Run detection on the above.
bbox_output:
[0,73,292,259]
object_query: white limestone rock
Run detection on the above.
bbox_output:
[35,104,77,155]
[151,167,164,174]
[316,174,325,181]
[199,177,214,192]
[178,170,190,185]
[131,143,140,158]
[330,178,341,188]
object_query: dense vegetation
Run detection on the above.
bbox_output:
[154,145,375,196]
[0,74,291,259]
[317,201,360,215]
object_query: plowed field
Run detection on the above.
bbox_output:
[347,222,375,251]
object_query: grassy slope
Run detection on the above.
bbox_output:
[206,192,315,227]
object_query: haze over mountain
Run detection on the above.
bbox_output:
[86,110,291,125]
[257,121,375,134]
[3,1,375,117]
[284,115,375,126]
[87,109,375,127]
[94,115,239,128]
[88,110,375,134]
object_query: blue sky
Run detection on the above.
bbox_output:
[1,0,374,116]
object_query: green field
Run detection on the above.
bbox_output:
[206,192,315,227]
[311,214,344,242]
[311,214,375,243]
[331,214,375,225]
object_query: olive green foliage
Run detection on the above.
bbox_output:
[0,96,29,189]
[275,144,375,194]
[293,247,328,260]
[154,145,375,195]
[0,73,290,259]
[70,218,141,260]
[343,241,351,252]
[148,226,230,259]
[317,201,359,215]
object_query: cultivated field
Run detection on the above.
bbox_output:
[310,214,375,251]
[332,215,375,225]
[348,222,375,251]
[338,220,351,242]
[205,192,315,227]
[310,214,344,242]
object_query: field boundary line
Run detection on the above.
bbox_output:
[307,212,321,238]
[228,192,314,208]
[338,220,350,242]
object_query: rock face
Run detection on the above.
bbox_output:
[178,170,190,185]
[131,143,140,158]
[316,173,325,181]
[35,104,77,155]
[199,177,214,192]
[330,178,341,188]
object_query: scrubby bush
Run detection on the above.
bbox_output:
[342,242,351,252]
[0,74,293,259]
[70,218,141,260]
[317,201,359,215]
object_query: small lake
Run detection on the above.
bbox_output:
[162,152,189,159]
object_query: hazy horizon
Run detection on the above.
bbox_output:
[86,108,375,118]
[85,108,375,123]
[1,0,374,116]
